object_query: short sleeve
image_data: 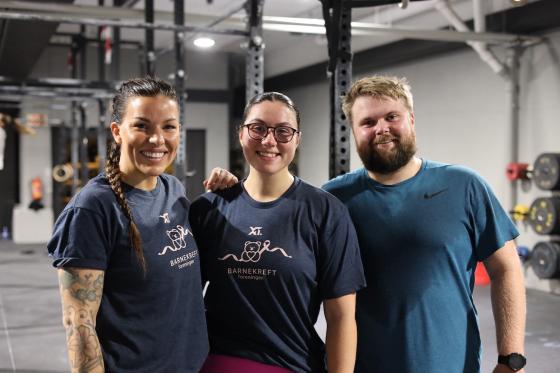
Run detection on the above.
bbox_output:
[47,207,112,270]
[317,201,366,299]
[468,174,519,261]
[189,194,214,283]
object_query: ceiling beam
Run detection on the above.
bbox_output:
[0,1,540,44]
[265,0,560,91]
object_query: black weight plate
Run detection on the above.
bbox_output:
[531,241,560,279]
[529,197,560,235]
[533,153,560,191]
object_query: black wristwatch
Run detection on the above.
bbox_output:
[498,353,526,371]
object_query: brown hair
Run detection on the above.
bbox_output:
[241,91,301,129]
[343,75,413,124]
[105,77,178,272]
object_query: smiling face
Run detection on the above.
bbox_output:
[239,100,300,177]
[111,95,180,189]
[351,95,416,174]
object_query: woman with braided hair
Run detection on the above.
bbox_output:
[48,77,236,373]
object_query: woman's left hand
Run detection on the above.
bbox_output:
[204,167,238,192]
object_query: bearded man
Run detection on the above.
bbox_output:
[322,75,526,373]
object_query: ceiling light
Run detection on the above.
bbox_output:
[193,37,215,48]
[510,0,528,5]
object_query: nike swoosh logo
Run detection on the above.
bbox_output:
[424,188,448,199]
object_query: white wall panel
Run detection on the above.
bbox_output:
[285,29,560,291]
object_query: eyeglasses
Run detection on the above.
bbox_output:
[241,123,300,143]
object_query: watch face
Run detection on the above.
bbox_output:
[509,353,527,370]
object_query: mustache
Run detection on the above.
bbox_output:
[373,135,397,144]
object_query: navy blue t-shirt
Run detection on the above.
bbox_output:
[47,173,209,373]
[190,177,365,373]
[323,160,519,373]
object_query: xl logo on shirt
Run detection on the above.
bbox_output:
[218,240,292,263]
[249,226,263,236]
[159,212,171,223]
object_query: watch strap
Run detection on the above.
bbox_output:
[498,353,526,371]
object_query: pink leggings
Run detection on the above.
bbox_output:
[200,354,294,373]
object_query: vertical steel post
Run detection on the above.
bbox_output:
[323,0,352,178]
[145,0,155,76]
[245,0,264,103]
[97,99,107,172]
[68,26,79,193]
[79,102,89,186]
[507,43,523,209]
[173,0,187,185]
[70,103,79,195]
[97,0,105,82]
[77,25,89,190]
[112,26,120,80]
[97,0,106,175]
[70,35,79,79]
[79,25,87,79]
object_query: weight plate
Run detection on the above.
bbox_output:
[52,164,73,183]
[529,197,560,235]
[533,153,560,191]
[531,241,560,279]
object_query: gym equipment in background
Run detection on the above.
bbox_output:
[533,153,560,191]
[530,241,560,279]
[528,197,560,235]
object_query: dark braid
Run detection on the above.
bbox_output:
[105,142,146,271]
[106,77,178,272]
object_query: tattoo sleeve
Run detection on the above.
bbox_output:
[58,268,106,373]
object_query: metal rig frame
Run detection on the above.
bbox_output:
[0,0,263,191]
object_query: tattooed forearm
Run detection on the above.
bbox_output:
[65,306,104,372]
[58,268,105,373]
[59,269,104,304]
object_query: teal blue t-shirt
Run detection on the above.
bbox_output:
[323,160,519,373]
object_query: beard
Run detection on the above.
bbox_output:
[357,132,417,174]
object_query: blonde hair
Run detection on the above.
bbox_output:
[343,75,413,124]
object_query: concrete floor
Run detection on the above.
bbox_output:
[1,241,559,372]
[0,241,67,373]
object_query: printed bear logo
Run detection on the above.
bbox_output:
[241,241,262,262]
[167,228,187,251]
[217,240,292,263]
[158,225,192,256]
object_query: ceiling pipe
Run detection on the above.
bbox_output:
[473,0,485,33]
[435,0,509,79]
[0,2,541,45]
[0,11,248,36]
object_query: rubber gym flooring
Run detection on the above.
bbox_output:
[1,241,559,372]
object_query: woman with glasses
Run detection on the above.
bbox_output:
[190,92,366,373]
